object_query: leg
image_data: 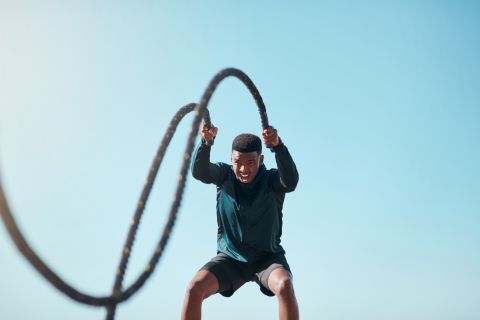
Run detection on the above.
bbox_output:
[181,270,219,320]
[268,267,299,320]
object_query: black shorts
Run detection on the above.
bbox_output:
[200,252,291,297]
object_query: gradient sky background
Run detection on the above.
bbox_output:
[1,1,479,320]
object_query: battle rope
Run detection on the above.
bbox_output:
[0,68,270,319]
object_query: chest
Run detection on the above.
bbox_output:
[218,174,277,221]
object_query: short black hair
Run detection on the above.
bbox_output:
[232,133,262,154]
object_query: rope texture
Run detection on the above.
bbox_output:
[0,68,270,318]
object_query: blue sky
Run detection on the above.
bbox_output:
[1,1,479,319]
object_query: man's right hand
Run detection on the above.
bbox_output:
[200,123,218,144]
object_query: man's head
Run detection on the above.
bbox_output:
[231,133,264,184]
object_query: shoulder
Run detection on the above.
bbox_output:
[215,162,234,184]
[264,168,280,187]
[215,162,232,171]
[265,167,278,175]
[216,161,230,168]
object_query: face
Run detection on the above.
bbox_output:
[231,150,264,184]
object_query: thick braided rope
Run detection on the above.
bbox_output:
[0,68,270,313]
[0,103,203,306]
[105,102,202,319]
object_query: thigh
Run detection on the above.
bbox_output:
[201,253,247,297]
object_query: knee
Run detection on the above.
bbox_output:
[185,278,210,301]
[186,279,204,300]
[274,277,295,298]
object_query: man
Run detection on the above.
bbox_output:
[181,123,299,320]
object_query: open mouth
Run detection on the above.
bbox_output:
[239,173,250,181]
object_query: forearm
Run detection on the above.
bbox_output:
[272,143,299,191]
[192,141,223,184]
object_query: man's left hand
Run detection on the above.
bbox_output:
[262,126,281,147]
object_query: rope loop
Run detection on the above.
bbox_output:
[0,68,270,319]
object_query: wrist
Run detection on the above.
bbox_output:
[201,137,215,146]
[270,138,284,152]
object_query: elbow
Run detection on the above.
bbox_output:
[192,168,205,182]
[285,182,298,193]
[192,164,203,180]
[191,165,198,179]
[192,167,200,180]
[282,175,299,193]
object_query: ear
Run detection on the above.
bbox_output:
[259,154,264,165]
